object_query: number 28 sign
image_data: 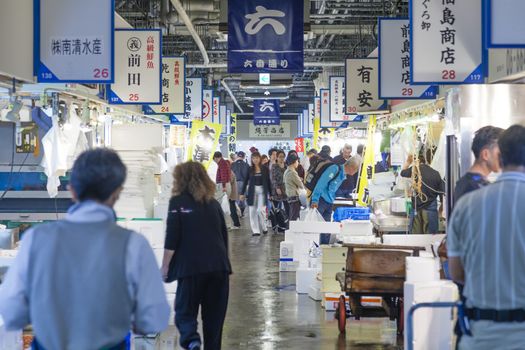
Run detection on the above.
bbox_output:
[107,29,162,105]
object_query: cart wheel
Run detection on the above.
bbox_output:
[337,296,347,333]
[396,299,404,336]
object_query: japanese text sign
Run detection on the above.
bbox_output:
[229,113,238,154]
[249,123,291,138]
[345,59,386,113]
[379,19,438,99]
[219,105,227,134]
[320,89,340,128]
[187,121,222,170]
[212,97,220,123]
[307,103,315,134]
[488,0,525,48]
[185,78,203,121]
[108,30,161,104]
[228,0,304,73]
[36,0,114,83]
[411,0,483,84]
[253,99,281,125]
[202,89,214,121]
[295,138,305,153]
[169,125,186,148]
[329,77,347,122]
[143,57,185,114]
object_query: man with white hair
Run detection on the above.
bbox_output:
[334,144,355,198]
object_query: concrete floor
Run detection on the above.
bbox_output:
[152,219,402,349]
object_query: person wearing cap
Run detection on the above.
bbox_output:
[231,151,250,217]
[0,149,170,350]
[284,153,305,221]
[318,145,333,161]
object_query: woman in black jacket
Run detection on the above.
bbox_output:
[161,161,232,350]
[240,152,271,236]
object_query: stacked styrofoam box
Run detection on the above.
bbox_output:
[126,220,165,249]
[406,257,441,283]
[279,241,298,272]
[339,220,376,244]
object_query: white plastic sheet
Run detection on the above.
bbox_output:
[302,208,324,222]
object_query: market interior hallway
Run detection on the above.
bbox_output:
[159,217,401,349]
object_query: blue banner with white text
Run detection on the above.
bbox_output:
[228,0,304,73]
[253,100,281,125]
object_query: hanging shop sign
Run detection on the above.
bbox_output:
[346,59,386,113]
[36,0,114,83]
[308,103,315,134]
[229,113,237,154]
[313,117,336,151]
[169,124,186,148]
[314,97,321,123]
[219,105,227,135]
[411,0,483,84]
[202,89,214,121]
[357,116,377,206]
[227,0,304,73]
[488,48,525,83]
[488,0,525,48]
[329,77,347,122]
[249,123,291,138]
[253,99,281,125]
[185,78,203,121]
[302,109,311,136]
[298,113,303,137]
[304,138,312,152]
[143,57,185,115]
[320,89,340,128]
[108,29,161,104]
[295,138,305,153]
[187,121,222,170]
[225,110,232,135]
[212,97,220,123]
[379,19,438,100]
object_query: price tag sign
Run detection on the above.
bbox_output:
[184,78,203,121]
[411,0,483,84]
[379,19,438,99]
[345,59,386,113]
[36,0,114,83]
[143,57,185,115]
[108,30,161,104]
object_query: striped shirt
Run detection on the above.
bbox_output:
[448,172,525,309]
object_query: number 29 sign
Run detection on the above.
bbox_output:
[108,29,162,105]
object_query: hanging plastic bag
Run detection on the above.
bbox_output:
[301,208,325,222]
[41,115,68,198]
[298,188,308,207]
[220,195,231,216]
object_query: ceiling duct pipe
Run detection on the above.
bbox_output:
[221,79,244,113]
[169,0,210,66]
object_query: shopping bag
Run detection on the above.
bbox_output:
[298,188,308,207]
[302,208,325,222]
[269,202,289,232]
[220,195,231,216]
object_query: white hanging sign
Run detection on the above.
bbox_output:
[488,0,525,48]
[184,78,203,121]
[379,19,438,100]
[314,96,321,121]
[411,0,483,84]
[308,103,315,134]
[143,57,185,114]
[36,0,114,83]
[108,30,161,104]
[249,123,291,138]
[320,89,340,128]
[212,97,220,123]
[329,76,347,122]
[345,59,386,113]
[219,105,227,134]
[202,89,213,121]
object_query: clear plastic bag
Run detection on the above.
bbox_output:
[220,195,231,216]
[302,208,325,222]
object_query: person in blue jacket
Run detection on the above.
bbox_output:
[311,157,360,244]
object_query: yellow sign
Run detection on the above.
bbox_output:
[357,116,377,206]
[313,117,336,150]
[187,120,222,169]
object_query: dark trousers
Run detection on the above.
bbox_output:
[288,199,301,221]
[318,197,334,245]
[175,272,229,350]
[229,200,240,227]
[236,181,246,215]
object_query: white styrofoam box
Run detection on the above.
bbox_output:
[153,249,178,294]
[0,317,23,349]
[292,232,320,268]
[339,235,378,245]
[284,230,295,243]
[153,203,169,220]
[404,281,458,350]
[127,220,165,249]
[324,293,349,311]
[382,234,446,253]
[340,220,374,236]
[406,257,440,283]
[308,285,322,301]
[279,261,298,272]
[112,124,164,151]
[280,241,294,259]
[296,267,320,294]
[289,220,341,234]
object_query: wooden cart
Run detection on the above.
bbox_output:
[335,244,425,336]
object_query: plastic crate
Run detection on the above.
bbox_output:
[333,207,370,222]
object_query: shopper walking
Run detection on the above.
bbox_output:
[0,149,170,350]
[271,150,289,215]
[311,157,360,244]
[284,153,305,221]
[161,161,232,350]
[228,171,241,230]
[454,126,504,204]
[288,150,305,180]
[213,151,231,201]
[241,152,271,236]
[448,125,525,350]
[231,151,250,217]
[318,145,333,161]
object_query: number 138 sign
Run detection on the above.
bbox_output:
[108,29,162,105]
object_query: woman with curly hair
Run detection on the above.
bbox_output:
[161,161,232,350]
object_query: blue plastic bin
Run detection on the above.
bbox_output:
[333,207,370,222]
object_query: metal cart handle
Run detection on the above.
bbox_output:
[406,301,462,350]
